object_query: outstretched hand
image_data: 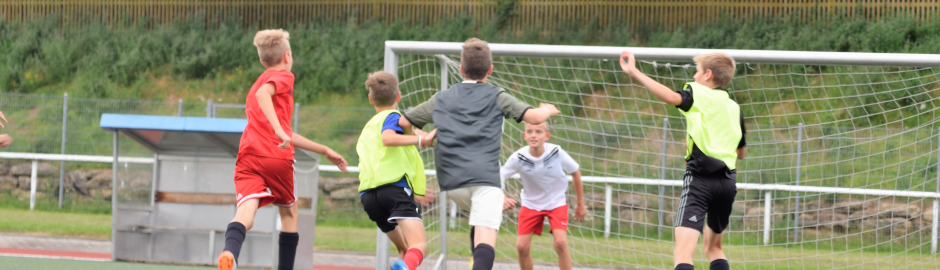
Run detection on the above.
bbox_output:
[620,51,639,76]
[421,129,437,148]
[0,111,7,128]
[325,148,348,172]
[414,189,437,207]
[0,134,12,148]
[503,196,517,210]
[538,103,560,117]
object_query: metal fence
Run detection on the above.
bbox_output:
[0,93,373,213]
[2,0,940,31]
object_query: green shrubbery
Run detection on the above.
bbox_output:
[0,13,938,102]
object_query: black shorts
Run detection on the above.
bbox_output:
[360,184,422,233]
[674,169,737,234]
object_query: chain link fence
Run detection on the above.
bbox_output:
[0,93,374,217]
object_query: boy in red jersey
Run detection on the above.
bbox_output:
[217,29,349,270]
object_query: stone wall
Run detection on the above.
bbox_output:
[0,161,127,201]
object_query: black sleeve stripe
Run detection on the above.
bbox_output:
[517,153,535,166]
[515,107,531,123]
[543,148,560,162]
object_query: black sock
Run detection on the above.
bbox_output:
[223,222,247,262]
[710,259,729,270]
[278,232,300,270]
[674,263,694,270]
[469,226,475,252]
[471,243,495,270]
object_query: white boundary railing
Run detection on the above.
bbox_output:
[382,41,940,270]
[3,151,939,261]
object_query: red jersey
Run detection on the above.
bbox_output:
[238,69,295,160]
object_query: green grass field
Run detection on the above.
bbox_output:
[1,208,938,270]
[0,208,110,239]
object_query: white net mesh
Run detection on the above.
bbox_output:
[395,50,940,269]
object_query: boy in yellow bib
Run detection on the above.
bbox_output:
[621,52,747,270]
[357,71,437,270]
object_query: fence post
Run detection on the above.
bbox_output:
[439,191,448,270]
[659,118,668,237]
[29,160,37,211]
[177,99,183,117]
[449,201,457,229]
[375,228,390,270]
[604,184,612,238]
[933,127,940,254]
[293,103,300,133]
[931,199,938,254]
[793,122,804,243]
[764,191,772,246]
[58,93,68,208]
[111,130,119,261]
[206,100,214,118]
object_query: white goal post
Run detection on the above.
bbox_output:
[381,41,940,270]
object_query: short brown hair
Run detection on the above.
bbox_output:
[461,38,492,80]
[693,53,736,88]
[253,29,291,67]
[365,71,399,107]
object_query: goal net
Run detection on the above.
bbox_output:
[387,42,940,270]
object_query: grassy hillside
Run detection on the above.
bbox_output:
[0,13,938,103]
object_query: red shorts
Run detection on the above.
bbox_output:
[234,154,295,208]
[517,205,568,236]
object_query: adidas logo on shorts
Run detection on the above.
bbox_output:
[689,215,698,222]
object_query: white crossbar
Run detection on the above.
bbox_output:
[386,41,940,67]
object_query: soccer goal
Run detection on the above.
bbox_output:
[379,41,940,270]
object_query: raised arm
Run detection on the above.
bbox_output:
[382,129,436,148]
[521,103,560,124]
[255,83,292,148]
[620,52,682,106]
[399,93,438,129]
[292,133,348,172]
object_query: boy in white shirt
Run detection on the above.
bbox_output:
[501,121,586,270]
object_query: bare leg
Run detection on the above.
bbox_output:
[277,204,298,232]
[231,199,261,230]
[515,233,534,270]
[474,226,498,248]
[386,228,409,259]
[396,219,428,255]
[673,226,701,267]
[551,230,572,270]
[702,225,726,261]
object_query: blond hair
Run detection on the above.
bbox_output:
[693,53,736,88]
[524,121,550,133]
[365,71,399,107]
[253,29,291,67]
[461,38,492,80]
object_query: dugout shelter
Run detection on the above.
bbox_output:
[100,114,320,269]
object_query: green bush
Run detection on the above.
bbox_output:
[1,12,938,101]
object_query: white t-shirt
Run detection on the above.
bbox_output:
[500,143,580,211]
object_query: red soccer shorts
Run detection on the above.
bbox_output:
[517,205,568,236]
[234,154,295,208]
